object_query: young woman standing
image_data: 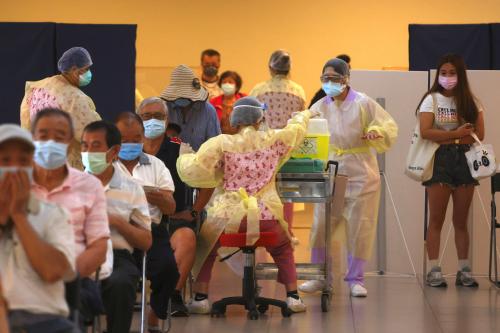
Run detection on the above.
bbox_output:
[419,53,485,288]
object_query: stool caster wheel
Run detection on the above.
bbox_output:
[281,307,292,318]
[257,304,269,314]
[321,293,331,313]
[248,309,259,320]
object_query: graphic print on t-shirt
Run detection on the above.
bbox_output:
[435,106,458,131]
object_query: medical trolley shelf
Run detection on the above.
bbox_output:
[255,161,339,313]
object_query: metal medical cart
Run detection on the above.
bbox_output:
[255,161,345,312]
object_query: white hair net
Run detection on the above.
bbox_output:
[269,50,291,73]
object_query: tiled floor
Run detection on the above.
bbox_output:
[126,227,500,333]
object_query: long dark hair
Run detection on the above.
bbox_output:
[416,53,479,123]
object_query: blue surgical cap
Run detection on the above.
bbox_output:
[230,97,264,127]
[57,47,93,73]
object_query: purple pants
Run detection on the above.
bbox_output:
[311,249,366,286]
[197,220,297,285]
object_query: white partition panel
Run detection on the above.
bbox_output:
[349,70,429,275]
[467,71,500,275]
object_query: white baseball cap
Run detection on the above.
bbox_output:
[0,124,34,149]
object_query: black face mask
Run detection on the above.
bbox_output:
[203,66,218,78]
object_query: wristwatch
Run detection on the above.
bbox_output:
[190,209,199,220]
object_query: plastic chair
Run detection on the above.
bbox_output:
[489,173,500,287]
[210,231,292,320]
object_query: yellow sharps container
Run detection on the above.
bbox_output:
[291,118,330,162]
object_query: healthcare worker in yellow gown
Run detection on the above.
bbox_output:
[299,58,398,297]
[177,96,320,313]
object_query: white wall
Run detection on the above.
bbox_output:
[467,71,500,275]
[350,70,428,276]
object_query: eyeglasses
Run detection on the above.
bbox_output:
[139,112,166,121]
[320,75,344,83]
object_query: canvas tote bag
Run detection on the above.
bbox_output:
[405,94,440,182]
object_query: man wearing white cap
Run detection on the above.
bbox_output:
[0,124,77,332]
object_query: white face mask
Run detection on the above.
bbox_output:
[0,166,33,183]
[221,83,236,96]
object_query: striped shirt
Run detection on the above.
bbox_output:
[32,166,110,256]
[115,153,175,224]
[105,166,151,252]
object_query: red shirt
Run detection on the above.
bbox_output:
[210,92,247,120]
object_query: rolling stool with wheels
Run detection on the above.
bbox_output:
[210,231,292,320]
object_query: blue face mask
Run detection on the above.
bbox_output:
[118,143,143,161]
[322,82,346,97]
[0,166,33,183]
[174,98,192,108]
[34,140,68,170]
[143,119,166,139]
[79,70,92,87]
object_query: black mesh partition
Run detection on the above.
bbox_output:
[409,24,491,71]
[0,22,56,124]
[55,23,137,121]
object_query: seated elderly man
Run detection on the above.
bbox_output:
[114,112,180,326]
[81,120,153,333]
[0,124,77,332]
[136,97,215,318]
[29,108,110,323]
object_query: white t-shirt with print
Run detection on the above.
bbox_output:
[419,93,484,131]
[419,93,459,131]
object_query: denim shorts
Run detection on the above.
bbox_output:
[423,144,479,188]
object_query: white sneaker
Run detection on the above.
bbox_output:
[286,296,306,313]
[298,280,325,294]
[350,283,367,297]
[187,298,211,314]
